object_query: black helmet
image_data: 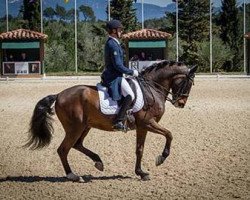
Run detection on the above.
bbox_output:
[106,20,123,30]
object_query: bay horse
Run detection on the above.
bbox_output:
[25,60,197,182]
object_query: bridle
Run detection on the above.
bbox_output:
[137,73,194,107]
[171,74,194,104]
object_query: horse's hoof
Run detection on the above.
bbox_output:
[95,162,104,171]
[155,155,166,166]
[66,172,84,182]
[142,174,150,181]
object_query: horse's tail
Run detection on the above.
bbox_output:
[24,94,57,150]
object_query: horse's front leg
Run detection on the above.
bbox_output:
[146,119,173,166]
[135,129,150,181]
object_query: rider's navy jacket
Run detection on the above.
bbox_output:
[101,37,134,101]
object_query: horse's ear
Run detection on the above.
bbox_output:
[188,65,198,75]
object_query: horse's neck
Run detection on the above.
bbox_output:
[141,73,172,104]
[144,72,172,91]
[148,64,190,89]
[143,63,188,95]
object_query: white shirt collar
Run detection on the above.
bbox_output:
[109,36,120,45]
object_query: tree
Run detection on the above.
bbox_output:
[44,22,75,72]
[43,7,55,21]
[144,17,172,32]
[55,4,67,21]
[218,0,241,71]
[247,3,250,33]
[219,0,239,46]
[66,8,79,22]
[197,37,234,72]
[79,5,95,21]
[22,0,40,30]
[167,0,209,66]
[77,22,105,71]
[109,0,138,33]
[0,15,15,32]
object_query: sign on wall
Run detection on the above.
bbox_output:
[3,62,40,75]
[15,62,28,74]
[129,61,161,72]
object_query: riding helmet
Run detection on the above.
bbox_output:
[106,20,123,30]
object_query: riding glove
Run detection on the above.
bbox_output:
[133,70,139,77]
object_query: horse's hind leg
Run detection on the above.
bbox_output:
[73,127,104,171]
[57,126,83,182]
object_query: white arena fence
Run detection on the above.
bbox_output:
[0,75,250,84]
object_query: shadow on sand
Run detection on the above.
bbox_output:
[0,174,132,183]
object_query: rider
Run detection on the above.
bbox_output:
[101,19,139,131]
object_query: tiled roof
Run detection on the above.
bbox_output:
[0,29,48,41]
[245,32,250,39]
[122,29,171,40]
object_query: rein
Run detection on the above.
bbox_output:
[138,76,172,101]
[137,74,194,108]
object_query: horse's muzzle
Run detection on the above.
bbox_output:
[174,98,186,108]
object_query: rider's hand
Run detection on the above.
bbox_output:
[133,70,139,77]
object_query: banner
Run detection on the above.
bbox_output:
[15,62,29,74]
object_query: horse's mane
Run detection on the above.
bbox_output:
[141,60,186,76]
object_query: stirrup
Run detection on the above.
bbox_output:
[113,121,127,133]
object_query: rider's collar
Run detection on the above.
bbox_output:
[109,36,120,45]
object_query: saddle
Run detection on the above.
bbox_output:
[97,77,144,131]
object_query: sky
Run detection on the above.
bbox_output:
[6,0,248,8]
[144,0,246,7]
[143,0,171,7]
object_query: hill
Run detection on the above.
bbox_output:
[0,0,175,21]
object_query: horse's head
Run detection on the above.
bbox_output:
[171,65,197,108]
[140,60,197,108]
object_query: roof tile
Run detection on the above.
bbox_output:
[122,29,171,40]
[0,29,48,41]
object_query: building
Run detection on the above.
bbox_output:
[122,29,171,72]
[0,29,47,77]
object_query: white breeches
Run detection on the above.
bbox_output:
[121,77,135,101]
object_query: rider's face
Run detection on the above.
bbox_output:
[117,28,123,38]
[112,28,123,38]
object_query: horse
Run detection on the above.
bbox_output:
[25,60,197,182]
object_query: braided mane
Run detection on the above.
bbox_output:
[141,60,186,76]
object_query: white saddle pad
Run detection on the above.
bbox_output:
[97,78,144,115]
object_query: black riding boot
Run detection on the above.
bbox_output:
[113,95,133,131]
